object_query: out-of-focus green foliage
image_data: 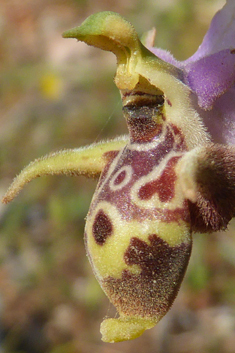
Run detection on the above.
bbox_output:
[1,0,235,352]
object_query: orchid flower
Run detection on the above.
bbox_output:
[2,1,235,343]
[149,0,235,145]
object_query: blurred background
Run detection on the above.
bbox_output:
[1,0,235,352]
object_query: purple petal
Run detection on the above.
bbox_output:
[200,86,235,144]
[148,1,235,144]
[148,47,180,67]
[184,49,235,110]
[185,0,235,63]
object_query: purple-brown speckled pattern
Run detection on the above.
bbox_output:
[89,124,189,223]
[102,234,191,318]
[85,118,192,321]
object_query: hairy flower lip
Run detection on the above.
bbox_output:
[4,4,235,343]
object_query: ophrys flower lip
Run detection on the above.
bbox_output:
[2,4,235,343]
[148,0,235,145]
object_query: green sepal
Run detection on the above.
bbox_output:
[63,11,182,93]
[63,11,210,149]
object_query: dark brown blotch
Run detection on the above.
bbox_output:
[92,209,113,245]
[138,156,181,202]
[102,234,191,318]
[114,170,126,185]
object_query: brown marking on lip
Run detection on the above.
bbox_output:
[114,170,126,185]
[102,234,191,318]
[166,99,172,107]
[93,209,113,245]
[138,156,181,202]
[170,124,187,150]
[103,150,120,162]
[123,103,164,144]
[96,150,120,189]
